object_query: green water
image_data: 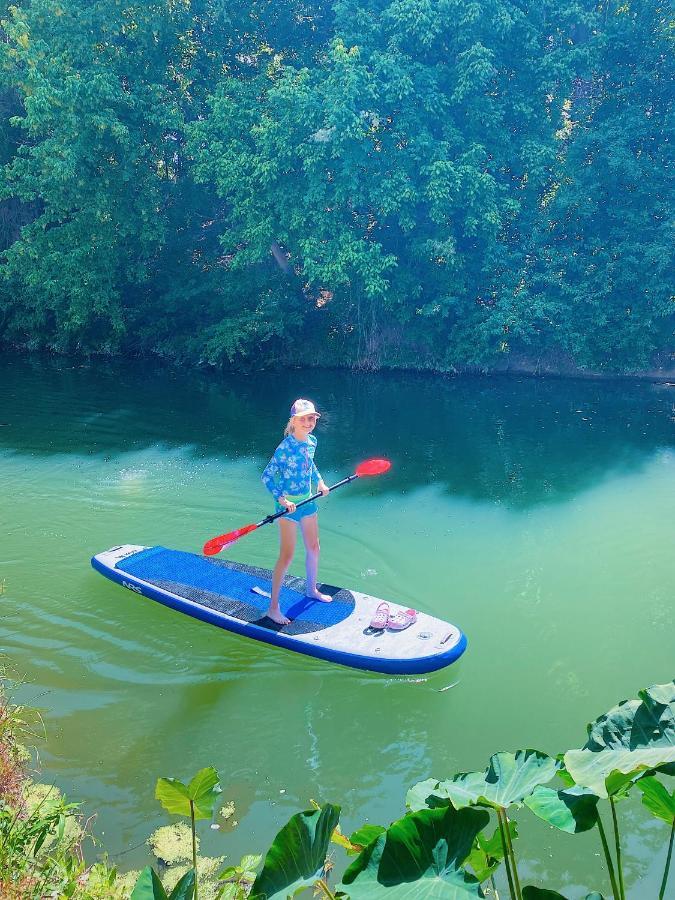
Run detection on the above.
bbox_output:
[1,354,673,897]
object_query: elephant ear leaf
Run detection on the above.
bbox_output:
[130,867,169,900]
[155,768,221,821]
[524,785,599,833]
[637,776,675,824]
[340,804,490,898]
[562,682,675,797]
[584,681,675,753]
[406,777,446,811]
[250,803,340,899]
[466,822,517,882]
[563,748,675,798]
[168,870,195,900]
[432,750,559,811]
[348,824,387,853]
[155,778,191,818]
[186,767,221,820]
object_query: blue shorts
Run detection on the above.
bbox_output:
[275,500,318,523]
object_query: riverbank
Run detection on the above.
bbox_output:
[0,676,234,898]
[1,342,673,383]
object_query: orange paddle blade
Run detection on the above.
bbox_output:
[203,523,258,556]
[355,458,391,477]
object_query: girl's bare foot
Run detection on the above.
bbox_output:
[306,589,332,603]
[266,607,291,625]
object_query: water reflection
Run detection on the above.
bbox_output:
[1,353,672,508]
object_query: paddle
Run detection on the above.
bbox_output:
[202,457,391,556]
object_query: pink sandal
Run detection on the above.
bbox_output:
[369,602,390,630]
[387,608,417,631]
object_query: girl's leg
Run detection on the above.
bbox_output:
[300,514,332,602]
[268,518,297,624]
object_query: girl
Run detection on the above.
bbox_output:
[261,399,331,624]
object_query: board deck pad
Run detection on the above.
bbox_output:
[117,547,355,635]
[92,545,467,674]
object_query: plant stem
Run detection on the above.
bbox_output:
[496,808,517,900]
[502,810,523,900]
[597,810,620,900]
[609,797,625,900]
[190,800,198,900]
[314,880,337,899]
[659,818,675,900]
[490,872,501,899]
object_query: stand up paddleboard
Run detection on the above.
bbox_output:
[91,545,467,675]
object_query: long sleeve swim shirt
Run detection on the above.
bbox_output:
[261,434,323,503]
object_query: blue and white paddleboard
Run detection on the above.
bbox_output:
[91,545,467,675]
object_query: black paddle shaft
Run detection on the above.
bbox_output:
[257,474,359,527]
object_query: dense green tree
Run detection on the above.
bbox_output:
[0,0,337,361]
[0,0,671,371]
[513,0,674,370]
[188,0,607,368]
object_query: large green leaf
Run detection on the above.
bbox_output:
[186,767,222,819]
[155,768,221,820]
[563,748,675,799]
[407,778,446,812]
[340,804,490,898]
[250,803,340,899]
[584,681,675,752]
[431,751,559,811]
[349,824,387,851]
[524,785,599,833]
[130,867,169,900]
[155,779,191,818]
[466,822,517,883]
[637,776,675,824]
[169,871,196,900]
[130,867,195,900]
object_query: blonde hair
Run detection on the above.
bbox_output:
[283,417,295,437]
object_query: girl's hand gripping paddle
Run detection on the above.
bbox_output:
[202,458,391,556]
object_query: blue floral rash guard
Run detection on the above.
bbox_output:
[261,434,323,505]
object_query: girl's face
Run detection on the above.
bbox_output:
[294,414,319,437]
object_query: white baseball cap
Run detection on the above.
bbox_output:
[290,398,321,418]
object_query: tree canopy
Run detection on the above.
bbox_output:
[1,0,672,371]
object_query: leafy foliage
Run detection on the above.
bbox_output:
[249,803,340,899]
[156,768,222,821]
[131,867,195,900]
[0,0,671,372]
[637,777,675,825]
[583,680,675,752]
[524,784,599,834]
[416,750,560,811]
[340,804,490,898]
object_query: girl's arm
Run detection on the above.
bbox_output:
[311,460,329,495]
[261,452,284,501]
[309,437,328,495]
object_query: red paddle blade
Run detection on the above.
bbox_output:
[203,523,258,556]
[355,457,391,477]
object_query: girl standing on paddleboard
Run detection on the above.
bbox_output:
[261,399,331,624]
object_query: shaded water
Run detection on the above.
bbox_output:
[1,353,673,896]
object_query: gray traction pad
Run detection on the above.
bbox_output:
[148,557,356,636]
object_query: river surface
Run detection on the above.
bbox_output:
[1,353,673,897]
